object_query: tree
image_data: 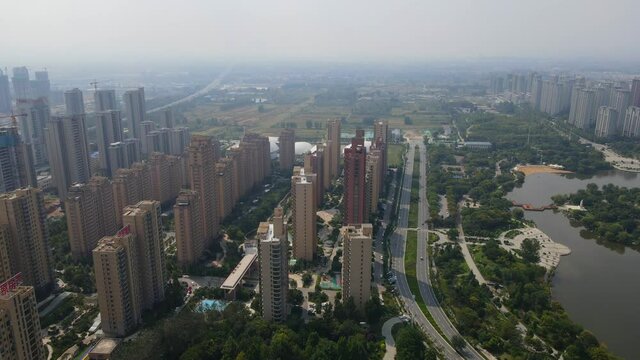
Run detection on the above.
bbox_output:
[521,238,541,264]
[302,273,313,287]
[288,289,304,306]
[447,228,459,241]
[451,334,466,353]
[396,325,436,360]
[364,297,384,325]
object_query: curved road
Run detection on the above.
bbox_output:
[414,141,485,360]
[382,316,404,360]
[390,142,462,359]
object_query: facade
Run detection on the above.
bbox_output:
[11,67,30,101]
[215,159,235,221]
[112,164,151,227]
[16,98,49,166]
[0,70,11,113]
[169,127,190,156]
[0,284,45,360]
[0,188,53,298]
[611,89,630,133]
[188,135,219,245]
[94,89,117,112]
[0,127,37,193]
[44,115,91,199]
[326,119,341,180]
[341,223,373,310]
[93,233,141,337]
[569,88,597,130]
[343,130,367,225]
[365,150,382,217]
[595,107,618,138]
[95,110,123,176]
[122,88,146,139]
[623,106,640,138]
[291,171,316,261]
[278,128,295,171]
[148,152,182,205]
[64,88,85,116]
[258,221,288,322]
[174,190,203,267]
[65,177,118,260]
[30,71,50,101]
[122,201,166,310]
[631,79,640,108]
[304,150,324,205]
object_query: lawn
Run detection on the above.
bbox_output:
[387,143,406,168]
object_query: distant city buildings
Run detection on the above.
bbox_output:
[94,89,118,112]
[123,88,146,139]
[95,110,124,176]
[0,70,12,113]
[0,127,37,192]
[64,88,85,116]
[16,98,50,166]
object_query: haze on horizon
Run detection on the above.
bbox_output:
[2,0,640,67]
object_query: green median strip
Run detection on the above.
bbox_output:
[407,149,420,228]
[404,230,446,340]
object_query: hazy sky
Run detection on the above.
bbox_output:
[2,0,639,66]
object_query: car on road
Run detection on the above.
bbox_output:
[420,257,424,260]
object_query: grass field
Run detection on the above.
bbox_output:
[387,143,406,168]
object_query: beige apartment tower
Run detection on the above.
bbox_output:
[174,190,204,267]
[44,114,91,199]
[65,176,118,260]
[188,135,219,244]
[0,285,45,360]
[341,224,373,310]
[0,188,53,298]
[326,119,341,180]
[291,171,317,261]
[122,201,166,310]
[112,163,151,227]
[93,234,141,337]
[258,222,289,322]
[278,128,295,171]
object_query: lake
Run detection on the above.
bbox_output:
[508,170,640,360]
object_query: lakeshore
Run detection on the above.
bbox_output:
[513,164,573,176]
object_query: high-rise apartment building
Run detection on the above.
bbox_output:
[0,283,45,359]
[0,127,37,193]
[365,150,382,217]
[140,120,156,155]
[169,127,190,156]
[278,128,295,171]
[64,88,85,116]
[0,69,11,114]
[123,88,146,139]
[341,223,373,310]
[11,67,30,100]
[529,74,543,110]
[16,98,49,166]
[326,119,341,180]
[112,164,151,226]
[343,130,367,225]
[258,221,288,322]
[45,115,91,199]
[0,188,53,298]
[630,79,640,108]
[569,88,597,130]
[623,106,640,138]
[30,71,50,101]
[304,150,324,205]
[65,177,118,260]
[94,89,117,112]
[611,89,630,133]
[595,107,619,138]
[148,152,182,205]
[122,201,166,310]
[161,108,174,128]
[95,110,123,176]
[174,190,203,267]
[215,159,235,221]
[291,170,316,261]
[93,233,141,337]
[188,135,219,244]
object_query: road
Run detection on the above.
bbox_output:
[147,66,233,114]
[382,316,405,360]
[414,142,484,359]
[389,142,462,359]
[374,173,397,284]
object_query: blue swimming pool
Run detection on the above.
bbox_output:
[196,299,228,313]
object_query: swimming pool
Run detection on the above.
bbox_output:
[196,299,228,313]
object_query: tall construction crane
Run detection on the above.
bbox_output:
[0,113,28,128]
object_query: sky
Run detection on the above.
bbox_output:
[2,0,640,67]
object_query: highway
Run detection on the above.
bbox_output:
[389,142,462,359]
[414,142,485,360]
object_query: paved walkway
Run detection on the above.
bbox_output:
[382,316,404,360]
